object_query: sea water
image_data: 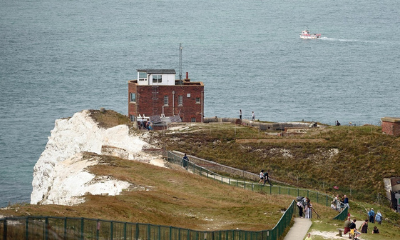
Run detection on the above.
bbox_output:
[0,0,399,207]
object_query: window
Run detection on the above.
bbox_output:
[130,93,136,102]
[153,74,162,83]
[191,117,196,122]
[164,96,168,106]
[130,115,135,121]
[178,95,183,106]
[196,97,201,104]
[139,72,147,81]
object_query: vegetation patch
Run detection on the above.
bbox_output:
[88,109,132,129]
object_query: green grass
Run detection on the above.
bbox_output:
[3,114,400,238]
[161,123,400,207]
[1,153,293,231]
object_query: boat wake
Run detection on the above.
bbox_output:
[320,37,358,42]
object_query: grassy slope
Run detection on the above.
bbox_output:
[162,123,400,204]
[1,153,296,231]
[2,111,399,236]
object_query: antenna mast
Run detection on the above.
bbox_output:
[179,43,183,82]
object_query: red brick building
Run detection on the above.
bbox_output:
[128,69,204,124]
[381,117,400,137]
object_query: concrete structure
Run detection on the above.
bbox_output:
[384,177,400,212]
[381,117,400,137]
[128,69,204,124]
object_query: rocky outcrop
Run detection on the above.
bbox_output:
[31,110,162,206]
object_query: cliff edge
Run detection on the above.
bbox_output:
[31,110,162,206]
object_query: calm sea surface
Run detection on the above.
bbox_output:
[1,0,399,207]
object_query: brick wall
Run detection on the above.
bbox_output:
[382,121,400,137]
[128,80,204,122]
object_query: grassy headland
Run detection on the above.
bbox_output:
[2,111,399,236]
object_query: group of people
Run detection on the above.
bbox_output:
[238,109,255,121]
[344,216,380,239]
[368,208,382,224]
[330,194,349,212]
[296,196,313,219]
[258,170,272,185]
[138,120,152,130]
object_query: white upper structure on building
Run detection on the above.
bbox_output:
[137,69,176,86]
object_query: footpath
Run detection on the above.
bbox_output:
[283,218,312,240]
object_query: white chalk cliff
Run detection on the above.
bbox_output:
[31,110,163,206]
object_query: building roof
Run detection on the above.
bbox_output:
[381,117,400,123]
[137,69,176,74]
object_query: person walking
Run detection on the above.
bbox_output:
[182,154,189,169]
[251,111,255,121]
[368,208,375,223]
[258,170,264,183]
[239,109,242,120]
[375,210,382,224]
[263,170,272,185]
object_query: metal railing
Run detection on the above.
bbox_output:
[0,201,295,240]
[167,151,347,221]
[333,206,349,221]
[167,152,333,207]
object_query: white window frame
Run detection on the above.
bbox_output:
[153,74,162,83]
[138,72,147,81]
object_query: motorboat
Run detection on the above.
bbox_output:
[300,30,321,39]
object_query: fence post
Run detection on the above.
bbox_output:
[45,217,49,240]
[110,221,114,240]
[3,218,7,240]
[147,224,151,240]
[64,217,67,240]
[80,218,84,240]
[135,223,139,240]
[124,222,127,240]
[25,217,29,240]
